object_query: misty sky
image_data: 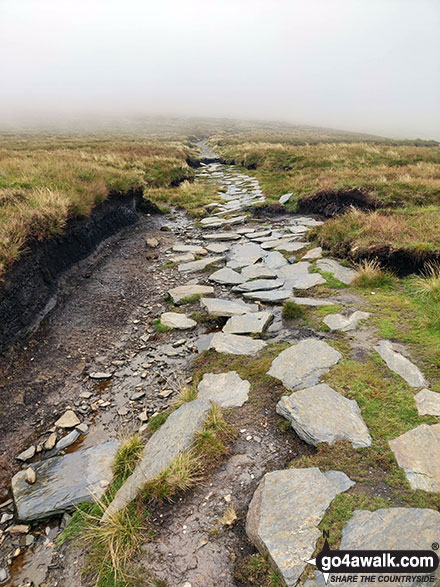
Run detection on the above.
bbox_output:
[1,0,439,139]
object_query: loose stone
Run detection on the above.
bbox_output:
[316,258,358,285]
[414,388,440,416]
[160,312,197,330]
[168,285,214,304]
[200,297,258,317]
[54,410,80,428]
[208,267,245,285]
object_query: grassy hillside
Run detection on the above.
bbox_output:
[0,135,219,279]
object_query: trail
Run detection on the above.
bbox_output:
[1,149,438,587]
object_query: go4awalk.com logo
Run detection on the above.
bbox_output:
[307,534,439,584]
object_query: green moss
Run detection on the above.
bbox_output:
[152,318,172,333]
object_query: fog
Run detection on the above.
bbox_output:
[1,0,439,139]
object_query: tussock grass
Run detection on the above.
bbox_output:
[281,301,305,320]
[413,262,440,301]
[354,259,395,289]
[112,435,144,485]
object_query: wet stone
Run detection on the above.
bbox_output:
[375,340,428,388]
[208,333,267,355]
[389,423,440,492]
[102,399,211,521]
[55,429,81,451]
[12,441,118,521]
[268,338,342,390]
[223,311,274,334]
[197,371,250,407]
[276,383,372,448]
[246,468,354,586]
[16,446,36,462]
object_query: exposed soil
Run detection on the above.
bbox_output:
[0,210,176,499]
[298,188,381,217]
[0,189,158,352]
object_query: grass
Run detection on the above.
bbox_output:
[152,318,172,333]
[234,553,283,586]
[281,300,305,320]
[59,402,233,586]
[0,134,221,278]
[353,258,396,289]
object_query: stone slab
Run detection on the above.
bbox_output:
[375,340,428,388]
[160,312,197,330]
[414,388,440,416]
[197,371,250,407]
[323,310,370,331]
[208,333,267,355]
[223,311,274,334]
[200,297,258,317]
[246,468,354,586]
[276,383,372,448]
[389,423,440,491]
[268,338,342,390]
[12,441,118,522]
[208,267,245,285]
[316,258,357,285]
[168,285,214,304]
[102,399,211,521]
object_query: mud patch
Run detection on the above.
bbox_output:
[298,188,381,218]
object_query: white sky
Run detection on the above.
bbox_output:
[1,0,439,138]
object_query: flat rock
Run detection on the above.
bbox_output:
[102,399,211,521]
[261,238,295,250]
[275,241,309,252]
[233,278,284,292]
[169,252,195,263]
[172,244,207,255]
[208,333,267,355]
[178,256,225,273]
[200,297,258,317]
[168,284,214,304]
[291,296,338,306]
[302,246,322,260]
[275,261,310,279]
[268,338,342,390]
[276,383,372,448]
[316,258,357,284]
[340,508,440,585]
[197,371,250,407]
[223,311,274,334]
[243,290,292,303]
[414,388,440,416]
[279,192,293,204]
[389,423,440,491]
[375,340,428,387]
[285,273,326,289]
[263,251,288,270]
[323,310,370,331]
[160,312,196,330]
[54,410,80,428]
[248,229,272,239]
[205,243,230,254]
[12,441,118,521]
[208,267,244,285]
[229,243,264,264]
[16,446,36,462]
[246,468,354,586]
[204,232,240,241]
[89,371,112,380]
[241,264,277,280]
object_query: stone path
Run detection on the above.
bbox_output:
[6,147,440,586]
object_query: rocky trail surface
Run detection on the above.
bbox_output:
[1,153,439,586]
